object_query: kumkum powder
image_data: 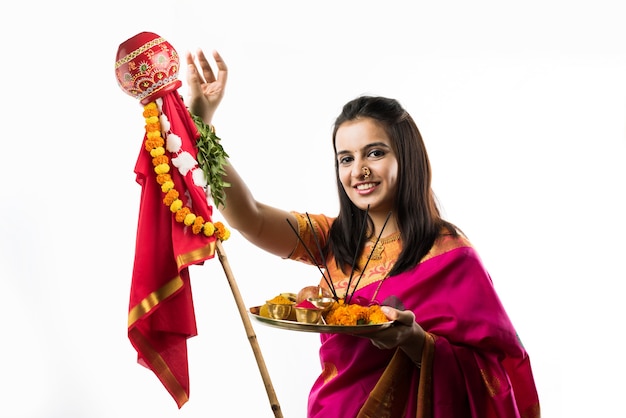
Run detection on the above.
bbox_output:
[295,300,319,309]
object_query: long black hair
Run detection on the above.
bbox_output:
[327,96,457,277]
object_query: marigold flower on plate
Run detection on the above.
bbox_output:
[367,305,388,324]
[325,300,387,326]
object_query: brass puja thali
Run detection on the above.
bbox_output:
[248,211,397,334]
[255,207,398,336]
[248,305,394,335]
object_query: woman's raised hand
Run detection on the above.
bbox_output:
[186,49,228,124]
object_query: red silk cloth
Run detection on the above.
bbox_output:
[128,92,216,408]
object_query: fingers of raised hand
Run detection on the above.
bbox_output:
[196,49,216,83]
[212,50,228,72]
[185,53,204,86]
[210,50,228,89]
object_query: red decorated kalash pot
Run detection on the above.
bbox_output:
[115,32,182,105]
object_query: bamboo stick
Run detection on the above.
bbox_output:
[215,239,283,418]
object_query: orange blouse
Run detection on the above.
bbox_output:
[288,212,470,298]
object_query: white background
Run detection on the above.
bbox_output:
[1,1,624,417]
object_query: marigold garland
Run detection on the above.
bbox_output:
[142,101,230,241]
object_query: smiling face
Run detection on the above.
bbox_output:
[335,117,399,218]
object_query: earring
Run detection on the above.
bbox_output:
[362,167,371,179]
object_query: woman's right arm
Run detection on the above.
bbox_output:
[186,49,299,258]
[218,160,300,257]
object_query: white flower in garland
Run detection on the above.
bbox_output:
[156,98,209,192]
[142,100,230,241]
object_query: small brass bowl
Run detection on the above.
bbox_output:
[295,307,322,324]
[307,297,335,312]
[266,302,294,320]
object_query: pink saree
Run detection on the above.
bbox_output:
[305,242,540,418]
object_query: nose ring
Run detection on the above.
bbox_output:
[362,167,371,179]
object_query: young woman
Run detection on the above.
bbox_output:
[186,49,540,418]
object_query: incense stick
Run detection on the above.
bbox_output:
[347,211,392,304]
[343,205,370,300]
[305,213,338,299]
[285,218,338,299]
